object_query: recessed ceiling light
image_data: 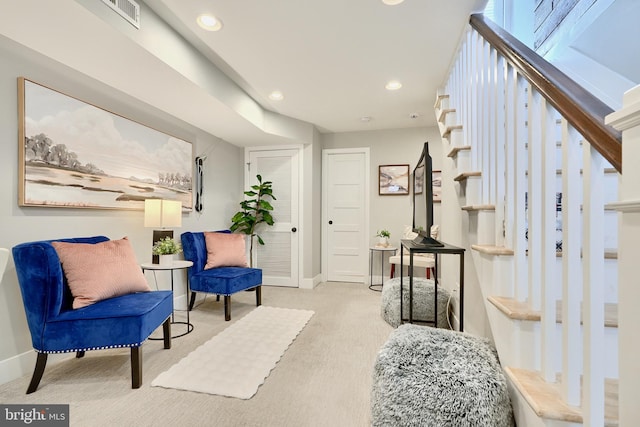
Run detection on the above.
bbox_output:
[382,0,405,5]
[197,14,223,31]
[269,91,284,101]
[385,80,402,90]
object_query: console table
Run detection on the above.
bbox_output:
[400,239,465,331]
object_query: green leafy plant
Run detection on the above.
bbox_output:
[376,229,391,238]
[230,174,276,266]
[152,236,182,255]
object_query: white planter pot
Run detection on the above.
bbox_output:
[378,237,389,247]
[159,254,174,266]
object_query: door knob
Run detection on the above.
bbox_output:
[291,227,297,232]
[329,220,333,225]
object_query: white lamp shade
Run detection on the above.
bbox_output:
[144,199,182,228]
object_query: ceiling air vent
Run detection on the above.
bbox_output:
[101,0,140,29]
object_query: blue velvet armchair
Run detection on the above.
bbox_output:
[181,231,262,321]
[12,236,173,393]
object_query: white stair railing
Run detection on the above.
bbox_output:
[437,14,621,426]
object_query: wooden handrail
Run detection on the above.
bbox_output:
[470,14,622,173]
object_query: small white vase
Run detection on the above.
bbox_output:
[159,254,174,266]
[378,237,389,247]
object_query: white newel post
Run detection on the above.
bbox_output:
[605,84,640,426]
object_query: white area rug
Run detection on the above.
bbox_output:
[151,306,314,399]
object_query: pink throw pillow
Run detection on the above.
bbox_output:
[52,237,150,309]
[204,232,248,269]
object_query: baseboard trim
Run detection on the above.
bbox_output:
[0,349,71,386]
[300,274,321,289]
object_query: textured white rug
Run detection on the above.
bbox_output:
[151,306,314,399]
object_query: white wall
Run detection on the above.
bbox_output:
[321,126,442,279]
[0,37,243,385]
[322,126,442,246]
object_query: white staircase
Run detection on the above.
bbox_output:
[435,14,630,427]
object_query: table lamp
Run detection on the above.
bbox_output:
[144,199,182,264]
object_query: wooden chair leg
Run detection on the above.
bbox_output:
[26,353,48,394]
[162,318,171,349]
[131,346,141,389]
[256,286,262,306]
[390,264,395,279]
[188,291,197,310]
[224,295,231,321]
[76,351,85,358]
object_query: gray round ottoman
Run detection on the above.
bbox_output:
[372,324,514,427]
[381,277,451,328]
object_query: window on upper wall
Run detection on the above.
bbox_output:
[483,0,535,49]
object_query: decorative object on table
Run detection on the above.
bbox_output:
[152,236,182,266]
[380,277,450,328]
[376,229,391,247]
[181,231,262,321]
[12,236,173,393]
[379,164,410,195]
[230,174,276,267]
[371,325,514,426]
[152,306,314,399]
[18,77,192,210]
[145,199,182,264]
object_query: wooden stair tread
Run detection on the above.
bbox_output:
[488,296,540,320]
[447,145,471,158]
[454,171,481,181]
[525,168,618,176]
[462,204,496,211]
[505,367,618,426]
[442,124,463,138]
[488,296,619,327]
[434,94,449,110]
[471,245,514,256]
[438,108,456,123]
[554,250,618,259]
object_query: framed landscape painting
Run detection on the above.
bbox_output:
[18,78,192,210]
[379,164,410,195]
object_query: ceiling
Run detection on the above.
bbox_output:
[145,0,487,135]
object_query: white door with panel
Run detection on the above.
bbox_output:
[322,148,369,283]
[247,149,299,287]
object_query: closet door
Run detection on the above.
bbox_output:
[247,149,299,287]
[322,148,370,283]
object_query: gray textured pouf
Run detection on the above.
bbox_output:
[381,277,451,328]
[371,324,514,427]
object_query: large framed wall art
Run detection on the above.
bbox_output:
[18,77,193,210]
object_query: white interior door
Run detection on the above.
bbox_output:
[322,148,369,283]
[248,149,299,287]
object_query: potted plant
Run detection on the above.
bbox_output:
[230,174,276,267]
[152,236,182,266]
[376,229,391,247]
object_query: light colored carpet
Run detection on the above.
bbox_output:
[152,306,314,399]
[0,282,393,427]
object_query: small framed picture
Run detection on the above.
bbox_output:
[379,164,410,195]
[432,170,442,202]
